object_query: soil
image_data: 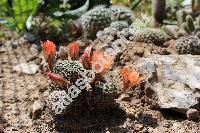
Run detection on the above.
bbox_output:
[0,28,199,133]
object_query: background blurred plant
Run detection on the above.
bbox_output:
[166,0,185,20]
[0,0,42,31]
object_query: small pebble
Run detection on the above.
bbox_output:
[186,109,199,120]
[118,93,130,101]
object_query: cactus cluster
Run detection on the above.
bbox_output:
[175,35,200,55]
[110,5,133,23]
[163,15,200,39]
[131,28,166,45]
[81,6,113,39]
[97,21,166,46]
[110,21,129,31]
[42,41,117,115]
[96,21,131,40]
[81,5,133,39]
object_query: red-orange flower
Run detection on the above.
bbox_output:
[121,67,143,89]
[41,40,56,70]
[91,50,113,74]
[47,72,70,87]
[69,42,79,60]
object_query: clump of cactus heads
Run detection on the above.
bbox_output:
[110,5,133,24]
[175,35,200,55]
[81,5,113,39]
[163,15,200,39]
[96,21,132,42]
[110,21,129,31]
[41,40,117,115]
[131,28,166,45]
[81,5,133,39]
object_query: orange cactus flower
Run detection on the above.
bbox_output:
[121,67,143,89]
[41,40,56,70]
[47,72,70,87]
[69,42,79,60]
[91,50,113,74]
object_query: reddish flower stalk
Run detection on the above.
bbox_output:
[41,40,56,70]
[69,42,79,60]
[47,72,70,87]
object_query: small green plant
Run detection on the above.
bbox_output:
[0,0,42,31]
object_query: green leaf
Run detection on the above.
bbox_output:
[13,0,42,30]
[54,0,89,19]
[0,0,13,16]
[0,19,16,31]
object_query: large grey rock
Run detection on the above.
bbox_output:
[134,55,200,113]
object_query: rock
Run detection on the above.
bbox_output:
[134,55,200,113]
[30,100,44,120]
[13,63,39,75]
[0,48,6,54]
[186,109,199,120]
[118,93,130,101]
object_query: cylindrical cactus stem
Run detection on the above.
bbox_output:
[152,0,166,27]
[176,10,187,27]
[162,25,178,39]
[186,15,195,33]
